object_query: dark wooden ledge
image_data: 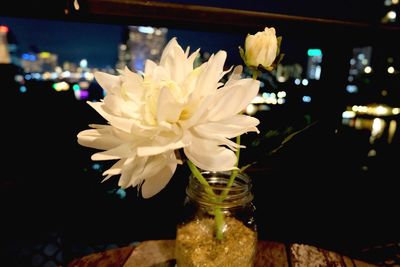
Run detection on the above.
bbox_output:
[1,0,399,35]
[67,239,378,267]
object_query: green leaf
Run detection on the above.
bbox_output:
[275,53,285,66]
[269,121,318,155]
[276,36,283,57]
[239,46,246,64]
[258,64,274,72]
[240,164,253,173]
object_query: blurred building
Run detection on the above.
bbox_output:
[21,52,39,72]
[62,61,78,72]
[306,48,323,80]
[38,51,58,72]
[0,25,11,63]
[116,26,168,71]
[0,25,21,66]
[21,51,58,73]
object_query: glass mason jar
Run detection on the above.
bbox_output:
[175,170,257,267]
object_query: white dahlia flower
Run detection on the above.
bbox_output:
[77,38,260,198]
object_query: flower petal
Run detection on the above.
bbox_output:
[141,154,177,198]
[178,94,213,129]
[103,159,125,177]
[103,94,124,116]
[104,94,141,120]
[207,78,259,121]
[159,37,179,66]
[187,48,200,68]
[91,143,133,161]
[184,136,236,171]
[120,67,145,103]
[131,154,167,188]
[87,101,134,133]
[77,127,122,150]
[225,65,243,87]
[157,87,184,123]
[94,71,120,94]
[144,59,157,76]
[147,65,170,83]
[159,38,197,83]
[137,139,186,157]
[192,51,227,99]
[193,114,260,139]
[118,156,145,188]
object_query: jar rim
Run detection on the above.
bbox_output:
[187,170,253,207]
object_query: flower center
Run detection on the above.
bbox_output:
[179,109,191,121]
[143,77,188,125]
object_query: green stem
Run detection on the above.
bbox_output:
[187,160,216,197]
[214,207,224,240]
[252,70,258,80]
[187,160,224,240]
[229,135,241,184]
[220,135,241,199]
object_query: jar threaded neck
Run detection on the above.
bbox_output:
[187,171,253,208]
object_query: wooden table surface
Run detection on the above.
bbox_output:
[67,240,378,267]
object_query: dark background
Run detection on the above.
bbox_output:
[1,0,400,266]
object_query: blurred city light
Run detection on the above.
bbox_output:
[307,48,322,57]
[246,104,257,115]
[52,81,70,91]
[342,111,356,119]
[302,95,311,102]
[346,85,358,93]
[19,85,27,93]
[387,10,397,20]
[277,91,286,98]
[39,52,51,58]
[277,98,285,105]
[138,26,155,34]
[0,25,8,33]
[79,59,88,68]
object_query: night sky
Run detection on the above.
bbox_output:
[1,16,247,69]
[0,1,385,69]
[1,16,123,68]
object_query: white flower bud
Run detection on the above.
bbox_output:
[244,27,278,69]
